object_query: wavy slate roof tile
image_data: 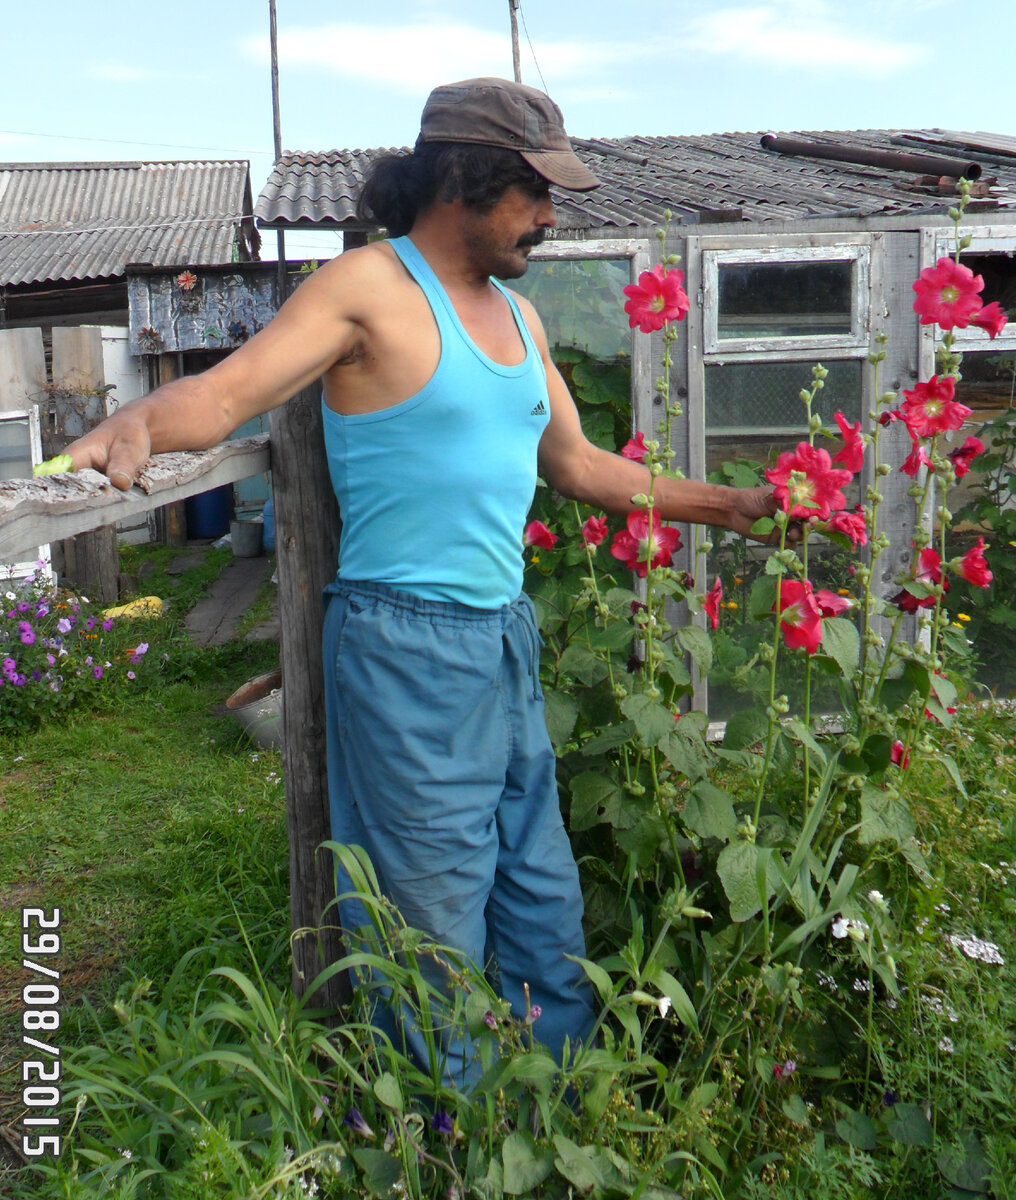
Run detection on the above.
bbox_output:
[0,161,257,287]
[255,128,1016,234]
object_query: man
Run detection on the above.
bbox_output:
[68,77,776,1084]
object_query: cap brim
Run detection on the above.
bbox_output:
[521,148,601,191]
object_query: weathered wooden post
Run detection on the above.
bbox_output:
[269,387,349,1008]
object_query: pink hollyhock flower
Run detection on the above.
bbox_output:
[581,514,609,547]
[890,740,910,769]
[890,548,947,612]
[826,506,868,547]
[765,443,853,520]
[773,579,824,655]
[523,520,557,549]
[814,589,853,618]
[947,435,985,478]
[831,411,865,474]
[620,432,649,463]
[956,537,993,587]
[970,300,1008,338]
[610,508,682,578]
[912,257,984,330]
[901,375,971,438]
[622,264,690,333]
[703,577,722,630]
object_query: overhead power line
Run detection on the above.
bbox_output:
[0,128,270,156]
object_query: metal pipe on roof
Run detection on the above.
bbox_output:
[759,134,982,180]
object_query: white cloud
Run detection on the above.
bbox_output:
[88,64,155,83]
[240,22,623,92]
[681,4,926,73]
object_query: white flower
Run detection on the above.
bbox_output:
[948,934,1005,965]
[658,995,672,1019]
[938,1036,955,1054]
[832,918,849,939]
[852,978,871,993]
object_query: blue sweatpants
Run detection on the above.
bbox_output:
[321,578,596,1084]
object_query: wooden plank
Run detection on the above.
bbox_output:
[0,328,47,413]
[268,387,348,1009]
[0,435,270,560]
[52,327,105,394]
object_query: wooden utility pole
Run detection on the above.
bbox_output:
[269,0,287,301]
[508,1,522,83]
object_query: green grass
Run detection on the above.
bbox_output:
[0,546,286,1190]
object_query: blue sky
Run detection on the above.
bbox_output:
[4,0,1011,258]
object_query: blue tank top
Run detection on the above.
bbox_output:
[321,235,550,608]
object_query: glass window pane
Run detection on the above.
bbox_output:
[960,252,1016,314]
[702,358,863,722]
[704,359,863,475]
[512,258,632,450]
[717,259,853,340]
[0,417,33,482]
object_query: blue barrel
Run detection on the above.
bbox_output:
[262,494,276,553]
[184,485,233,539]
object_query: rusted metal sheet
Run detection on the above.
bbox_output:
[127,266,281,354]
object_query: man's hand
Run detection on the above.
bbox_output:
[727,485,781,539]
[66,411,153,492]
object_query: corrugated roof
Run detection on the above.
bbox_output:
[0,161,256,287]
[255,128,1016,234]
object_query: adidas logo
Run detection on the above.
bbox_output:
[530,400,547,416]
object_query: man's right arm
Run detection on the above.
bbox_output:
[66,250,372,489]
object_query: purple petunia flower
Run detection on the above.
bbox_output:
[57,618,72,634]
[343,1108,374,1138]
[102,619,113,632]
[431,1110,454,1136]
[18,622,35,646]
[93,666,103,679]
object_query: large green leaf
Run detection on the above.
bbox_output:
[558,643,609,686]
[543,688,579,747]
[678,625,713,674]
[886,1103,934,1147]
[716,841,778,922]
[659,722,712,782]
[621,693,677,747]
[723,707,771,751]
[616,813,670,866]
[858,785,916,848]
[502,1132,555,1195]
[681,782,737,841]
[569,771,638,831]
[818,616,860,678]
[552,1135,610,1191]
[581,719,637,756]
[835,1107,878,1151]
[352,1149,402,1193]
[372,1072,403,1112]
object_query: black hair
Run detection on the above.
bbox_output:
[356,142,547,237]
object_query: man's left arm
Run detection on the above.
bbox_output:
[517,296,777,537]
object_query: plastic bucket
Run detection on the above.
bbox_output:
[225,668,283,750]
[230,518,263,557]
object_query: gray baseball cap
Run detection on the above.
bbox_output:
[417,77,601,192]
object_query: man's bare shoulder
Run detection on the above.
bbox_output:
[503,285,551,351]
[290,241,408,321]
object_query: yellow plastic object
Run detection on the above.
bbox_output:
[101,596,164,620]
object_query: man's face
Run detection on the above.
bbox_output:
[460,180,556,280]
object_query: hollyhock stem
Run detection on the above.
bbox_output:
[753,524,790,829]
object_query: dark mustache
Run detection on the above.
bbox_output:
[516,231,547,249]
